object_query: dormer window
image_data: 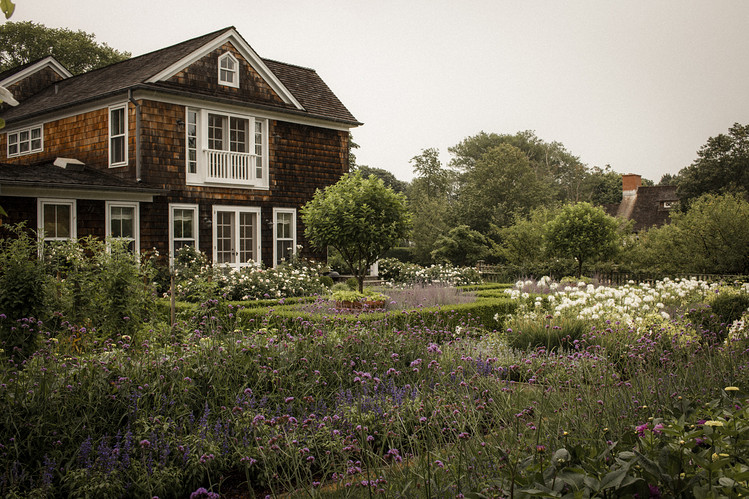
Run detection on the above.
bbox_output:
[218,52,239,88]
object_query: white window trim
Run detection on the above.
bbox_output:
[272,207,297,268]
[212,205,261,269]
[37,198,77,241]
[7,124,44,157]
[185,108,269,189]
[108,103,128,167]
[169,203,199,266]
[218,52,239,88]
[105,201,140,253]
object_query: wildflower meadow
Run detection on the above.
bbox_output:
[1,238,749,497]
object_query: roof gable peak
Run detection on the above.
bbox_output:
[146,27,303,110]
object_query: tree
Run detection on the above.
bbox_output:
[430,225,494,266]
[448,130,587,204]
[351,164,408,194]
[301,173,411,292]
[495,206,558,266]
[545,202,621,277]
[581,165,622,205]
[0,21,130,74]
[677,123,749,208]
[627,193,749,274]
[452,143,554,232]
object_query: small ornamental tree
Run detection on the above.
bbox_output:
[301,172,411,292]
[545,202,621,277]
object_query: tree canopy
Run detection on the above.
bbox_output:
[675,122,749,208]
[545,202,622,277]
[0,21,130,74]
[301,173,411,292]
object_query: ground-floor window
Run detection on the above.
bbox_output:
[169,203,199,264]
[106,201,139,253]
[212,205,261,269]
[37,198,76,242]
[273,207,296,267]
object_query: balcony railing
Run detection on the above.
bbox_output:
[205,149,262,185]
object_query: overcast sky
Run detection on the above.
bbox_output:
[11,0,749,182]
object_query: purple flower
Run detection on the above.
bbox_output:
[139,439,151,449]
[635,423,649,437]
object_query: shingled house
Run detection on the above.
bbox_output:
[605,174,679,232]
[0,27,360,267]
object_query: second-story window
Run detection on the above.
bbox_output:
[7,125,43,157]
[218,52,239,88]
[186,109,268,188]
[109,104,127,167]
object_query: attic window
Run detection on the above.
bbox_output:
[218,52,239,88]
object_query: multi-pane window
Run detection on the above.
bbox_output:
[273,208,296,267]
[212,206,260,268]
[218,52,239,87]
[170,204,199,264]
[7,125,43,157]
[208,114,250,152]
[106,202,138,253]
[187,110,198,174]
[185,109,268,188]
[109,104,127,166]
[38,199,76,242]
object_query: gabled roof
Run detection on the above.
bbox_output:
[1,27,360,127]
[0,56,73,87]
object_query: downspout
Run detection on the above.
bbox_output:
[128,89,142,182]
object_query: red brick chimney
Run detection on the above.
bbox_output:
[622,174,642,196]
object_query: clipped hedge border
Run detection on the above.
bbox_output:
[235,295,518,332]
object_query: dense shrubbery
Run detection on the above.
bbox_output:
[171,245,328,302]
[2,277,749,497]
[378,257,482,286]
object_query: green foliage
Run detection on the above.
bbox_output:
[545,202,622,276]
[345,277,358,291]
[452,142,555,231]
[0,21,131,74]
[430,224,494,266]
[301,172,411,292]
[582,164,623,205]
[0,225,50,357]
[0,0,14,19]
[495,206,559,266]
[677,122,749,209]
[350,164,409,194]
[331,289,388,304]
[626,193,749,274]
[505,315,590,352]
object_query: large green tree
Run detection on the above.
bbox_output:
[449,130,587,204]
[545,202,622,277]
[452,142,554,232]
[676,123,749,208]
[406,148,456,264]
[0,21,130,74]
[301,172,411,292]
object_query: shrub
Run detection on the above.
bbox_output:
[0,225,51,357]
[506,316,590,351]
[378,258,482,287]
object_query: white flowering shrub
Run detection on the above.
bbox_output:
[504,276,724,329]
[379,258,482,287]
[172,247,326,301]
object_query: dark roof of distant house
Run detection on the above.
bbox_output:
[627,185,679,231]
[1,27,359,127]
[0,57,49,82]
[0,161,162,194]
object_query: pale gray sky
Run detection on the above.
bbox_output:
[11,0,749,182]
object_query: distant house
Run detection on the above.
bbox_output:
[604,174,679,232]
[0,27,360,267]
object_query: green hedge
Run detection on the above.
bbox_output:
[235,295,518,332]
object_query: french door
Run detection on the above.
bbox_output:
[212,206,261,268]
